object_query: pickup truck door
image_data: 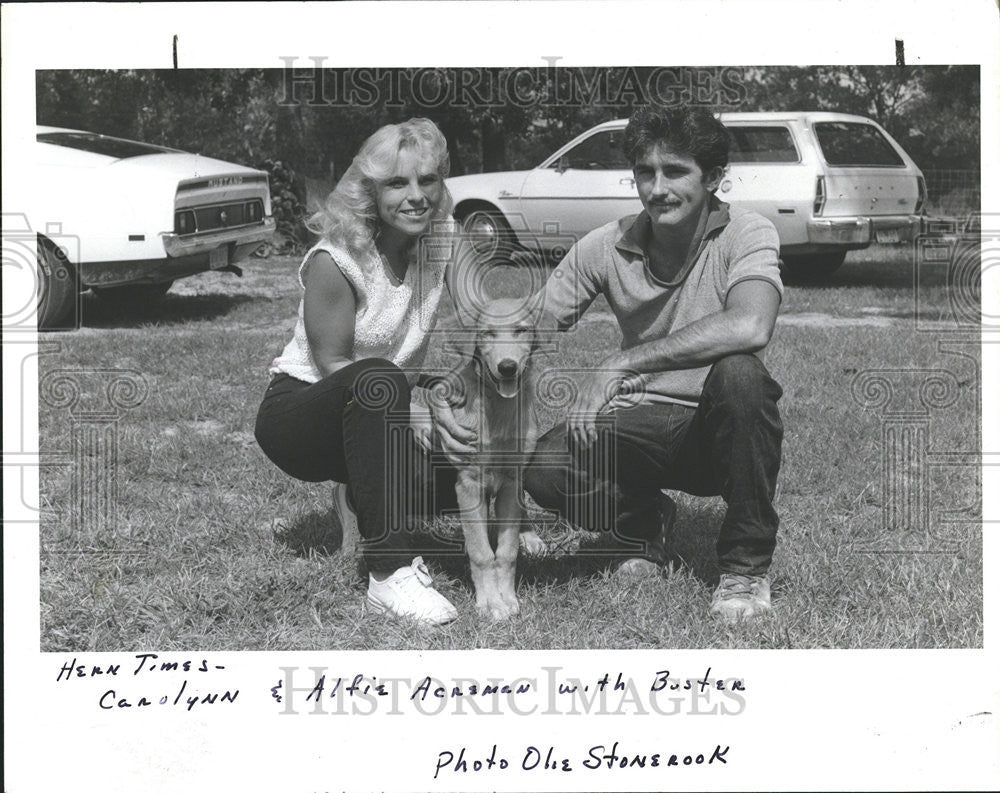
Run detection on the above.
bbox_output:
[517,129,641,242]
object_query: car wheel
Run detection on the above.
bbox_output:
[90,281,174,302]
[780,251,847,282]
[37,237,79,331]
[458,207,516,262]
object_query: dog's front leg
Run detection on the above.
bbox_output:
[494,480,523,614]
[456,472,510,620]
[517,416,546,557]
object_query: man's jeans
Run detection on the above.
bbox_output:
[523,354,783,576]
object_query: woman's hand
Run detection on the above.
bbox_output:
[426,379,477,461]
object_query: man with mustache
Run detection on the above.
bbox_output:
[525,104,784,621]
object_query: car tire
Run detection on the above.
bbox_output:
[37,236,79,331]
[457,206,516,262]
[90,281,174,302]
[780,251,847,282]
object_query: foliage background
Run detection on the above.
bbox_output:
[36,65,981,245]
[37,66,980,173]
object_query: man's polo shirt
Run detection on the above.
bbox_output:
[540,197,782,407]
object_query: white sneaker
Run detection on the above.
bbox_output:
[367,557,459,625]
[332,482,359,549]
[710,573,772,621]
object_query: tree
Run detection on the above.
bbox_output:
[37,65,980,180]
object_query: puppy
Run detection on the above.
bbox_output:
[443,297,543,620]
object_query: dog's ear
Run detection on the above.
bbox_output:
[464,300,488,372]
[529,327,541,354]
[470,332,483,373]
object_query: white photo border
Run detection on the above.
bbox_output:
[3,1,998,791]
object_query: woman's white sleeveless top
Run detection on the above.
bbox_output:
[269,235,449,384]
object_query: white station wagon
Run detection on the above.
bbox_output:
[447,112,926,278]
[31,126,275,329]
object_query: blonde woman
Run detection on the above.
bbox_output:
[255,118,475,625]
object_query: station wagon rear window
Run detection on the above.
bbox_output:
[813,122,905,167]
[37,131,177,159]
[727,126,799,163]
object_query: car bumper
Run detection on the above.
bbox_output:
[80,219,275,287]
[806,215,921,246]
[161,217,275,257]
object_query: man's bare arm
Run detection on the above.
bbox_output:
[567,279,781,447]
[616,279,781,374]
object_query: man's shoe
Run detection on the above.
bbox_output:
[615,492,678,576]
[367,557,459,625]
[332,482,360,550]
[710,573,772,621]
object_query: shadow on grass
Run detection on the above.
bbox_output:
[276,501,725,591]
[79,292,263,329]
[275,509,344,557]
[783,249,952,292]
[669,505,723,585]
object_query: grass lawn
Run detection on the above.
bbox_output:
[38,244,982,650]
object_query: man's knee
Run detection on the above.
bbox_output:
[523,465,561,511]
[705,355,782,415]
[523,425,569,511]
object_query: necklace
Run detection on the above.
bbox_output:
[379,252,406,285]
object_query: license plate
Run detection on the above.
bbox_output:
[875,229,900,244]
[209,246,229,269]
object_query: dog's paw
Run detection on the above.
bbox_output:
[499,591,520,615]
[477,594,517,621]
[518,530,546,556]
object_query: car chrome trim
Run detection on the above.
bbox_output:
[161,217,275,257]
[177,174,269,192]
[807,215,920,245]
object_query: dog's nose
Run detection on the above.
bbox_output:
[497,359,518,378]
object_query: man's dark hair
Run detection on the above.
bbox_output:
[623,105,730,174]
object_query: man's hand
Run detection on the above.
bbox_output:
[568,358,634,448]
[410,402,435,453]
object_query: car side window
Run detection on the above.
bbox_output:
[727,126,800,163]
[812,122,905,167]
[557,131,630,171]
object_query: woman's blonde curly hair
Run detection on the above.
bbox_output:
[307,118,454,259]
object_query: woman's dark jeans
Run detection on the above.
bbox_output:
[254,359,459,573]
[524,354,784,576]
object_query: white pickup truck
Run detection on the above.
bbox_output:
[446,111,926,278]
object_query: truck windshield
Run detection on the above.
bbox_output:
[813,122,905,167]
[37,131,178,159]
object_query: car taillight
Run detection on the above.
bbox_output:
[174,210,196,234]
[812,176,826,216]
[915,175,926,214]
[245,200,264,223]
